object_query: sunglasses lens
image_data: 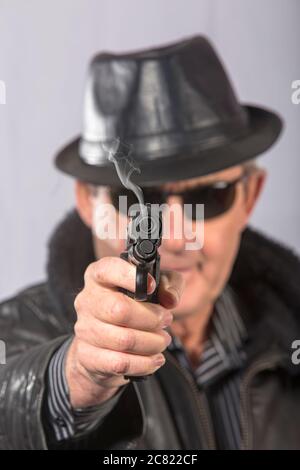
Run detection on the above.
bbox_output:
[111,182,237,220]
[184,184,236,220]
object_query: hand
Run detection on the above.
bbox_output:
[65,257,184,408]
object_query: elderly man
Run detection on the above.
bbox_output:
[1,35,300,450]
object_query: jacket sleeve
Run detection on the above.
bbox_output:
[46,337,127,442]
[0,285,144,450]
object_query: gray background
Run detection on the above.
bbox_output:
[0,0,299,301]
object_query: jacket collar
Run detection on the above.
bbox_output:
[46,209,300,370]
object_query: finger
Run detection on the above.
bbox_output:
[75,318,172,355]
[158,270,185,308]
[75,290,173,332]
[77,342,166,378]
[85,257,156,294]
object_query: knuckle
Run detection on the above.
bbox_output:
[74,292,90,318]
[73,320,82,337]
[74,319,89,339]
[93,264,106,284]
[76,340,87,361]
[117,330,136,352]
[74,293,83,313]
[110,356,130,375]
[84,262,95,284]
[94,257,114,283]
[111,296,130,324]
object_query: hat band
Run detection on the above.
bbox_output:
[79,113,250,166]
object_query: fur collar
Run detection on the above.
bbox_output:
[46,209,300,365]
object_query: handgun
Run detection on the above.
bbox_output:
[119,202,163,381]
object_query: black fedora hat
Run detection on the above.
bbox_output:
[55,35,283,186]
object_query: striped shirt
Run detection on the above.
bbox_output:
[168,285,248,449]
[47,337,126,441]
[46,285,247,448]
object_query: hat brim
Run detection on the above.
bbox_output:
[55,105,283,187]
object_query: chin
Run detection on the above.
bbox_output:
[172,291,206,319]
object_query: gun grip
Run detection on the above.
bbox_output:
[119,253,156,382]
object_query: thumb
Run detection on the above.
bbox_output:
[158,270,185,309]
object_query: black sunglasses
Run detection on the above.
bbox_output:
[110,171,250,220]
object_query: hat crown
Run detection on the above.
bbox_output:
[79,35,249,164]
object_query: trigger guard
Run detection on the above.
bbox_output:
[135,265,148,301]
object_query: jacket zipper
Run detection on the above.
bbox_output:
[240,353,283,450]
[164,350,216,450]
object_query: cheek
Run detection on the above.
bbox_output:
[92,206,128,258]
[93,236,127,259]
[202,220,233,260]
[202,187,246,262]
[200,211,243,290]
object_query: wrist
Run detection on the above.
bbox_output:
[65,339,121,408]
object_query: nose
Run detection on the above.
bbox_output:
[160,196,187,253]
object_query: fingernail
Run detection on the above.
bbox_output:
[154,354,166,367]
[148,274,156,294]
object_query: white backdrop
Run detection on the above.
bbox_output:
[0,0,299,301]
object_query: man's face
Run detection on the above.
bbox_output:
[77,163,265,320]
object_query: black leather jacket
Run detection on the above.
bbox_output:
[1,210,300,450]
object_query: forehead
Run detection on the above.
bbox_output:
[158,164,244,191]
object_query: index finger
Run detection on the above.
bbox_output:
[85,257,156,294]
